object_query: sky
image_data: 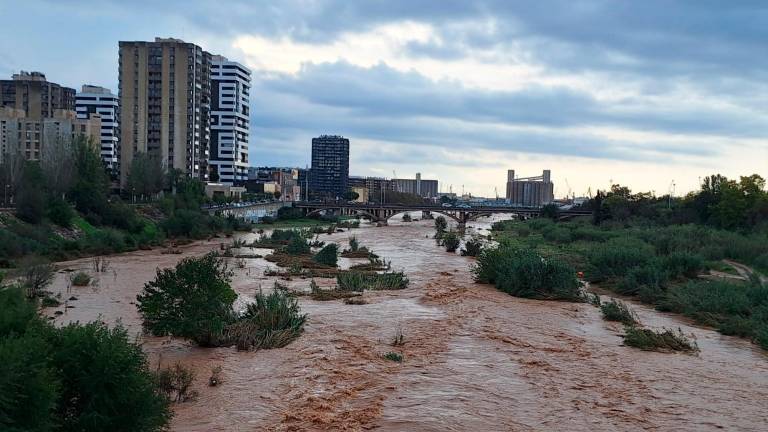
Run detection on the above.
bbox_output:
[1,0,766,197]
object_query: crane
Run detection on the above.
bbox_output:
[564,178,572,201]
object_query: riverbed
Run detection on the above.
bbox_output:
[45,215,768,431]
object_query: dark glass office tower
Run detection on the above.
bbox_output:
[310,135,349,199]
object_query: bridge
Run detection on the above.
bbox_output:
[204,201,289,222]
[293,202,591,228]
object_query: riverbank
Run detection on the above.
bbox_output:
[43,215,768,431]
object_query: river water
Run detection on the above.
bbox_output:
[45,215,768,431]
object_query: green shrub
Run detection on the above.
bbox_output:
[600,298,639,325]
[442,231,460,252]
[47,196,75,228]
[312,243,338,267]
[383,352,403,362]
[337,271,409,291]
[0,333,58,432]
[155,363,196,403]
[50,321,172,431]
[434,216,447,234]
[542,226,573,244]
[0,286,38,338]
[473,246,581,301]
[224,290,306,350]
[616,263,667,296]
[460,237,483,257]
[622,326,699,353]
[661,251,704,278]
[284,236,311,255]
[588,237,655,280]
[348,236,359,252]
[136,252,237,346]
[71,271,91,286]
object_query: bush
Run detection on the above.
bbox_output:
[661,251,704,279]
[434,216,447,233]
[401,213,412,222]
[600,298,639,325]
[312,243,338,267]
[136,252,237,346]
[0,333,58,432]
[15,257,55,299]
[284,236,311,256]
[50,321,172,431]
[224,290,306,351]
[622,326,699,353]
[473,246,581,301]
[588,237,655,280]
[616,263,667,296]
[155,363,196,403]
[383,352,403,362]
[71,271,91,286]
[337,271,409,291]
[47,196,75,228]
[0,286,38,337]
[442,231,460,252]
[349,236,359,252]
[460,237,483,257]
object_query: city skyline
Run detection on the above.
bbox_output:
[1,1,766,197]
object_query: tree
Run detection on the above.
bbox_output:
[313,243,339,267]
[46,196,74,228]
[0,332,58,432]
[136,253,236,346]
[69,136,109,216]
[442,231,460,253]
[541,203,560,220]
[40,135,75,199]
[15,162,46,224]
[344,190,359,201]
[434,216,447,233]
[50,322,172,432]
[127,152,166,199]
[15,257,55,299]
[273,191,282,200]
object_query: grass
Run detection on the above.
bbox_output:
[309,279,361,301]
[70,271,91,286]
[473,245,582,301]
[383,352,403,362]
[224,290,307,351]
[490,218,768,350]
[600,298,640,326]
[337,271,409,291]
[622,326,699,353]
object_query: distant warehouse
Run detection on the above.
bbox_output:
[505,169,554,207]
[392,173,438,198]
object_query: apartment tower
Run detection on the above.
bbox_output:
[76,85,119,174]
[118,38,212,185]
[310,135,349,198]
[210,56,251,185]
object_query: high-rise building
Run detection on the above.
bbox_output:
[310,135,349,198]
[76,85,119,174]
[118,37,212,186]
[1,71,75,119]
[392,172,439,198]
[505,169,554,207]
[210,56,251,185]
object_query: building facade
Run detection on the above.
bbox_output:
[0,107,101,162]
[210,56,251,185]
[76,85,119,174]
[1,71,75,119]
[392,172,438,198]
[118,38,212,185]
[505,169,554,207]
[310,135,349,198]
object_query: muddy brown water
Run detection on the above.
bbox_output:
[45,215,768,431]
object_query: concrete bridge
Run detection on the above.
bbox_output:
[293,202,591,228]
[204,201,289,222]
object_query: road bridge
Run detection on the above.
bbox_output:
[204,201,289,222]
[292,202,591,228]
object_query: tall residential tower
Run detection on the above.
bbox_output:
[210,56,251,184]
[310,135,349,198]
[118,37,212,185]
[76,85,119,174]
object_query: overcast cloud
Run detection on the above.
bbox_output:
[0,0,765,195]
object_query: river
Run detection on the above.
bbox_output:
[45,215,768,431]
